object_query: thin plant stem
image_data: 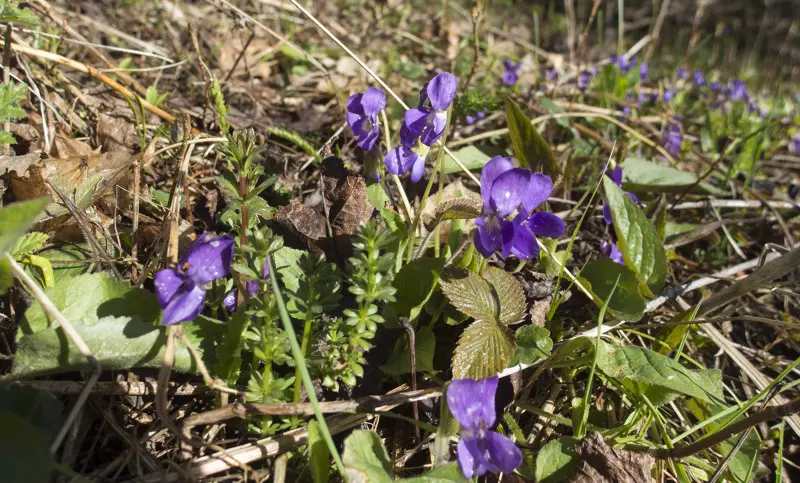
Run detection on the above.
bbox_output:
[405,158,440,263]
[267,256,345,476]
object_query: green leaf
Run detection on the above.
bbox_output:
[603,176,666,295]
[342,430,392,483]
[0,256,11,294]
[434,198,482,221]
[505,98,559,176]
[24,254,54,288]
[439,268,497,323]
[11,272,217,378]
[392,257,444,319]
[721,432,760,483]
[442,145,505,174]
[535,436,579,483]
[215,309,249,385]
[273,246,306,293]
[596,342,724,405]
[515,325,552,364]
[380,327,436,375]
[0,1,39,25]
[579,259,646,321]
[402,462,467,482]
[221,196,274,228]
[539,238,570,276]
[0,131,14,145]
[0,412,53,483]
[35,244,91,283]
[10,232,48,259]
[539,97,570,128]
[265,126,320,161]
[0,198,48,255]
[0,81,27,123]
[481,267,526,326]
[308,420,330,483]
[0,382,63,440]
[366,184,389,211]
[621,157,726,195]
[452,319,516,379]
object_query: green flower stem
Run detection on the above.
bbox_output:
[293,310,315,402]
[405,162,439,263]
[267,256,345,476]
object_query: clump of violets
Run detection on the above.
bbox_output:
[729,80,749,102]
[223,259,270,312]
[447,377,522,479]
[473,156,564,259]
[384,72,457,183]
[693,69,705,87]
[155,233,235,325]
[502,59,522,86]
[663,122,683,157]
[346,87,386,151]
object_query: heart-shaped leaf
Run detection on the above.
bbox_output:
[622,156,727,195]
[439,267,526,326]
[342,430,392,483]
[603,176,667,296]
[515,325,553,364]
[506,98,559,176]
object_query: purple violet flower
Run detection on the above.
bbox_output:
[502,60,522,86]
[693,69,705,86]
[790,134,800,156]
[677,68,688,80]
[710,81,720,91]
[601,240,624,264]
[466,115,476,125]
[155,233,235,325]
[346,87,386,151]
[477,111,486,120]
[473,156,564,259]
[729,80,749,102]
[385,72,457,182]
[639,62,648,82]
[601,166,638,224]
[612,55,636,74]
[663,88,677,102]
[466,111,486,125]
[447,377,522,479]
[578,70,592,92]
[545,68,558,83]
[223,259,270,313]
[663,123,683,157]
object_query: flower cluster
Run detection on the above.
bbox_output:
[502,59,522,86]
[474,156,564,259]
[663,121,683,157]
[384,72,457,182]
[447,377,522,479]
[155,233,235,325]
[346,87,386,152]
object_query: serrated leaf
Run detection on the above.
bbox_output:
[452,319,516,379]
[515,325,552,364]
[0,1,38,25]
[481,266,526,326]
[0,131,15,145]
[597,342,724,404]
[380,327,435,375]
[0,81,26,123]
[434,198,482,221]
[221,196,274,227]
[366,183,389,211]
[11,272,217,378]
[10,232,48,259]
[342,430,392,483]
[603,176,666,295]
[273,246,306,293]
[308,420,330,483]
[579,259,646,321]
[535,437,579,483]
[392,257,444,319]
[0,198,48,255]
[439,268,498,323]
[505,98,559,176]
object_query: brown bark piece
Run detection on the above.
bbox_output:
[570,432,655,483]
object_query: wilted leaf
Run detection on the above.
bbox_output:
[12,272,216,378]
[603,177,666,296]
[570,432,654,483]
[0,152,41,176]
[0,198,48,255]
[515,325,552,364]
[481,266,526,326]
[434,198,482,221]
[579,259,646,321]
[506,98,559,176]
[452,319,516,379]
[536,436,579,483]
[380,327,436,375]
[275,200,328,242]
[342,430,392,483]
[597,342,724,404]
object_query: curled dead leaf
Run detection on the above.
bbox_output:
[569,432,654,483]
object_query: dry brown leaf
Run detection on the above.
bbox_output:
[97,112,137,152]
[570,432,654,483]
[219,36,273,79]
[0,152,42,177]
